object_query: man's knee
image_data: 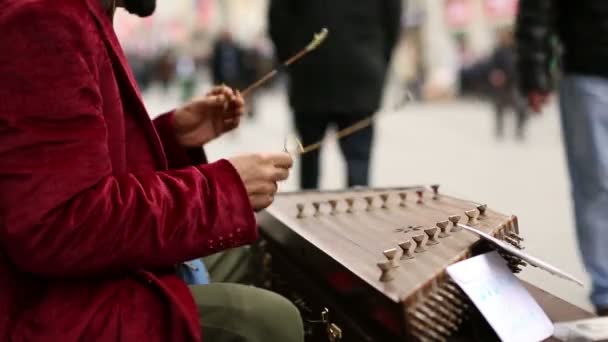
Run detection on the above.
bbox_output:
[194,284,304,342]
[239,287,304,342]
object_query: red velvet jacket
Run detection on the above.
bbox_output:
[0,0,258,340]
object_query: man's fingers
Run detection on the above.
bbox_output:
[264,152,294,169]
[271,168,290,182]
[223,117,241,131]
[250,194,274,211]
[247,181,278,196]
[202,94,227,107]
[208,84,234,96]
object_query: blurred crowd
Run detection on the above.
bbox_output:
[125,29,277,117]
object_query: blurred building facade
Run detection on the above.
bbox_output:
[113,0,518,98]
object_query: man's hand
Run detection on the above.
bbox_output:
[228,153,293,211]
[527,91,550,113]
[173,85,245,147]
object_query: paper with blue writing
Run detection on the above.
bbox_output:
[447,251,554,342]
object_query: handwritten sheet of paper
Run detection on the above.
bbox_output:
[447,251,554,342]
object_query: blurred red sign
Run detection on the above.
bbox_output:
[197,0,213,25]
[485,0,519,18]
[445,0,472,28]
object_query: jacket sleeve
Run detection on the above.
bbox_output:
[153,112,207,169]
[515,0,558,93]
[268,0,296,62]
[0,5,257,278]
[383,0,403,63]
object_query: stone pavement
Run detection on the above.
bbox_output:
[144,81,591,312]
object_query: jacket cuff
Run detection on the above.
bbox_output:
[153,111,208,168]
[197,159,259,247]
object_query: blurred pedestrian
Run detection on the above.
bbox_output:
[211,30,246,91]
[177,54,197,101]
[156,49,175,92]
[269,0,402,189]
[489,28,528,140]
[516,0,608,316]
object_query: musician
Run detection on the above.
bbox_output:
[0,0,304,341]
[516,0,608,316]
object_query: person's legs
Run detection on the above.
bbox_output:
[191,284,304,342]
[192,247,304,341]
[336,113,374,187]
[513,90,529,140]
[203,246,258,284]
[294,113,329,189]
[494,99,506,139]
[560,74,608,313]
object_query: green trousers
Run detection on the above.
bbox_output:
[189,247,304,342]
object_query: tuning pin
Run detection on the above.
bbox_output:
[345,198,355,213]
[436,221,450,238]
[417,305,458,332]
[383,248,399,268]
[412,234,427,253]
[377,260,395,282]
[438,288,465,307]
[429,293,464,316]
[398,192,407,206]
[379,193,390,208]
[425,298,461,324]
[424,227,439,245]
[465,210,479,224]
[398,240,414,259]
[409,319,444,342]
[328,200,339,215]
[507,232,524,242]
[364,196,374,211]
[296,203,306,218]
[449,215,462,232]
[416,190,424,204]
[444,282,462,296]
[504,237,524,250]
[312,202,321,216]
[477,204,487,216]
[431,184,440,200]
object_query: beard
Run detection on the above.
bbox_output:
[123,0,156,17]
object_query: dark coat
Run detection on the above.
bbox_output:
[516,0,608,93]
[269,0,402,114]
[0,0,257,340]
[211,39,247,88]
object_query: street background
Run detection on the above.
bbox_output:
[117,0,591,311]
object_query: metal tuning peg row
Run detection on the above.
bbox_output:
[412,234,427,253]
[328,200,339,215]
[377,260,395,282]
[424,227,439,245]
[431,184,440,200]
[383,248,399,268]
[296,203,306,218]
[436,221,450,238]
[465,209,479,224]
[399,240,414,259]
[379,193,390,209]
[364,196,374,211]
[449,215,462,232]
[398,192,407,207]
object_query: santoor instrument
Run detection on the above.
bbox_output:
[257,186,530,341]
